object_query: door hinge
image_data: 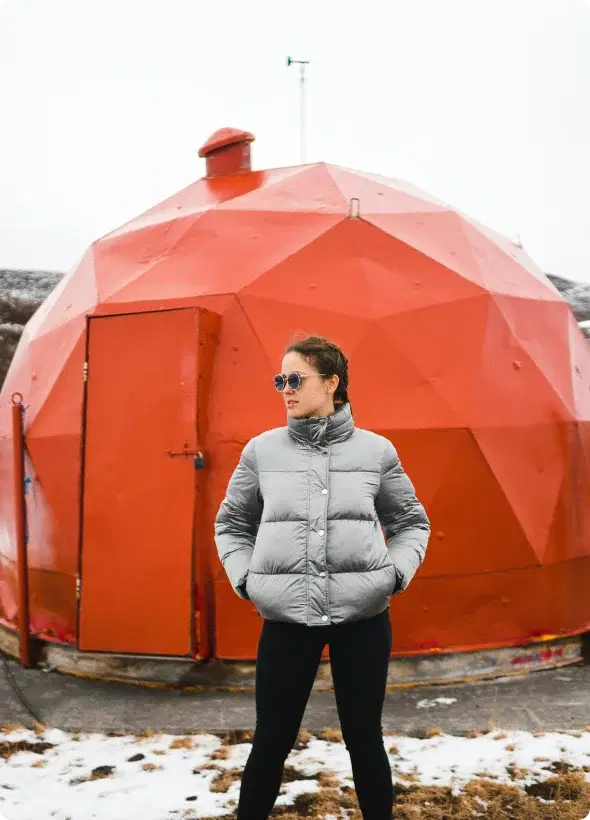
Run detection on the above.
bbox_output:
[76,576,81,599]
[82,362,88,383]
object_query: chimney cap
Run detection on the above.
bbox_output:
[198,127,255,158]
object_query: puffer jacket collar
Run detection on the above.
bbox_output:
[287,402,355,448]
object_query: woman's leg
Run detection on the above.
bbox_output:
[237,620,326,820]
[328,609,394,820]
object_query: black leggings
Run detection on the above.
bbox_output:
[237,608,394,820]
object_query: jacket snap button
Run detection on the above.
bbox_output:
[320,571,326,577]
[321,488,328,494]
[321,615,328,622]
[318,530,324,536]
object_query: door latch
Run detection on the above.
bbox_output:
[167,444,206,469]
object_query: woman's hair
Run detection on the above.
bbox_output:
[285,335,351,409]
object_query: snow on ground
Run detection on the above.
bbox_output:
[0,726,589,820]
[415,697,458,709]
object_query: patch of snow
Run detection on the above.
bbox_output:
[416,697,458,709]
[276,777,319,806]
[0,727,588,819]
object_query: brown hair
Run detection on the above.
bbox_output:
[285,335,351,410]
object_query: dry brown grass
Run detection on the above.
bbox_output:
[317,728,343,743]
[200,770,590,820]
[397,770,421,783]
[391,775,590,819]
[288,787,345,816]
[295,729,313,749]
[209,769,242,793]
[274,784,360,816]
[88,765,115,780]
[170,736,194,750]
[423,727,442,739]
[142,762,162,772]
[395,782,490,818]
[340,785,360,809]
[317,770,340,789]
[525,772,589,802]
[135,728,160,742]
[548,760,590,774]
[0,740,54,759]
[506,762,530,781]
[215,730,254,745]
[211,745,230,760]
[0,724,25,733]
[195,767,590,820]
[282,765,314,783]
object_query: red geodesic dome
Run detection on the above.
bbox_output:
[1,127,589,662]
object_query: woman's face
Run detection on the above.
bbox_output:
[279,351,339,419]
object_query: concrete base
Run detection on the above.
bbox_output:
[0,625,582,690]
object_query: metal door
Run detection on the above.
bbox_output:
[78,308,199,655]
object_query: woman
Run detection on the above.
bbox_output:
[215,336,430,820]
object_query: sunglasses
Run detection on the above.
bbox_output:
[274,371,328,392]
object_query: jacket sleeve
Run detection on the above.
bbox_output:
[214,439,262,600]
[375,439,430,596]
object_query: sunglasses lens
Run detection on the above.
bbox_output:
[287,373,302,390]
[274,375,286,392]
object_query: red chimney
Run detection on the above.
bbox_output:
[198,127,255,178]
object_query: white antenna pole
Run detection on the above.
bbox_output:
[300,62,306,163]
[287,57,309,164]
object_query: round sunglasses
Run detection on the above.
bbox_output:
[274,371,328,392]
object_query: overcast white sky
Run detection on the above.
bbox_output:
[0,0,589,281]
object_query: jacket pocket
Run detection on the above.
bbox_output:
[388,564,401,596]
[237,572,250,600]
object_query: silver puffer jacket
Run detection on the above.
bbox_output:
[214,403,430,626]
